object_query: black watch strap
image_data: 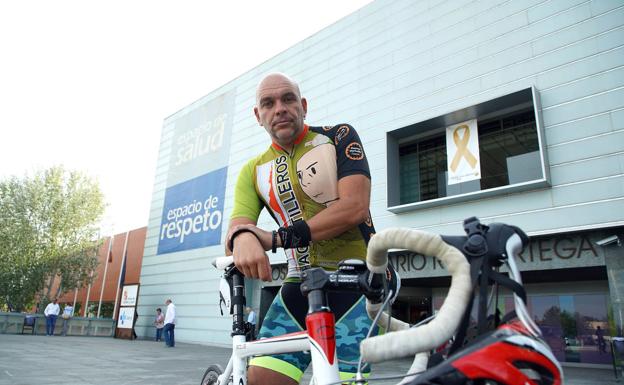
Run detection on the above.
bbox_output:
[228,228,257,251]
[271,231,277,253]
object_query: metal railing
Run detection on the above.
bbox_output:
[0,312,115,337]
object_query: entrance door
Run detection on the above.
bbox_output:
[392,296,431,324]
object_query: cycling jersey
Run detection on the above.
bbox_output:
[231,123,376,279]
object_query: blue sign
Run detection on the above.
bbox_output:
[167,89,235,186]
[157,168,227,255]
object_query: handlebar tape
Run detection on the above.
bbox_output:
[361,228,472,364]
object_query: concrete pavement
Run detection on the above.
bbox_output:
[0,334,619,384]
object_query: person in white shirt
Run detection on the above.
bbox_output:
[163,299,176,347]
[246,307,257,340]
[61,304,74,336]
[43,299,60,336]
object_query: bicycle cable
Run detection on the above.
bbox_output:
[333,280,500,385]
[355,288,395,379]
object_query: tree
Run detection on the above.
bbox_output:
[560,309,577,338]
[0,166,105,312]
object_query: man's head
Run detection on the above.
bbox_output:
[53,298,58,304]
[157,308,162,313]
[165,299,172,305]
[254,73,307,150]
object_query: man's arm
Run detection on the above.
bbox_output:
[309,123,372,240]
[307,174,370,241]
[225,155,273,281]
[226,217,272,282]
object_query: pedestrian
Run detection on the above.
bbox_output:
[132,309,139,340]
[596,325,607,353]
[44,298,60,336]
[246,307,257,340]
[154,308,165,341]
[61,303,74,336]
[163,299,176,347]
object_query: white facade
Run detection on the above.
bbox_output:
[137,0,624,349]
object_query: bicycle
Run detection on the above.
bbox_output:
[203,217,563,385]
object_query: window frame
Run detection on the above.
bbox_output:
[387,86,550,213]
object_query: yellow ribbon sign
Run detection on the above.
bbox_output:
[449,124,478,172]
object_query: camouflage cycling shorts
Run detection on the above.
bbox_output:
[249,282,380,382]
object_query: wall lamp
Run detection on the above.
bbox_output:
[595,235,621,247]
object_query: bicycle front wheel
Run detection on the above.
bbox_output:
[201,364,224,385]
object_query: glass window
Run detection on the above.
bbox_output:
[73,302,82,316]
[432,292,612,365]
[399,136,446,203]
[99,302,115,319]
[399,109,541,204]
[527,293,612,365]
[85,302,114,318]
[528,296,566,362]
[574,294,610,364]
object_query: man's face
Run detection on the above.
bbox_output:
[254,74,307,149]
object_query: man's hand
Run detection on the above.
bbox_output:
[226,224,273,282]
[228,223,276,251]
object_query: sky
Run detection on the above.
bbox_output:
[0,0,372,235]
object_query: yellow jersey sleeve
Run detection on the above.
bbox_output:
[230,158,263,222]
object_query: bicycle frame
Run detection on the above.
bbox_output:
[215,268,342,385]
[210,218,563,385]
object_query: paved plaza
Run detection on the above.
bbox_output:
[0,334,619,385]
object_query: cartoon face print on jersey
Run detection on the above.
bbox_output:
[297,139,338,206]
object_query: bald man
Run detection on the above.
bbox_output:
[226,73,377,384]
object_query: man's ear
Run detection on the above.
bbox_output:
[254,106,261,125]
[302,97,308,117]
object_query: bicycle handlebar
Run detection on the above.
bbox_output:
[360,228,472,364]
[212,256,234,270]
